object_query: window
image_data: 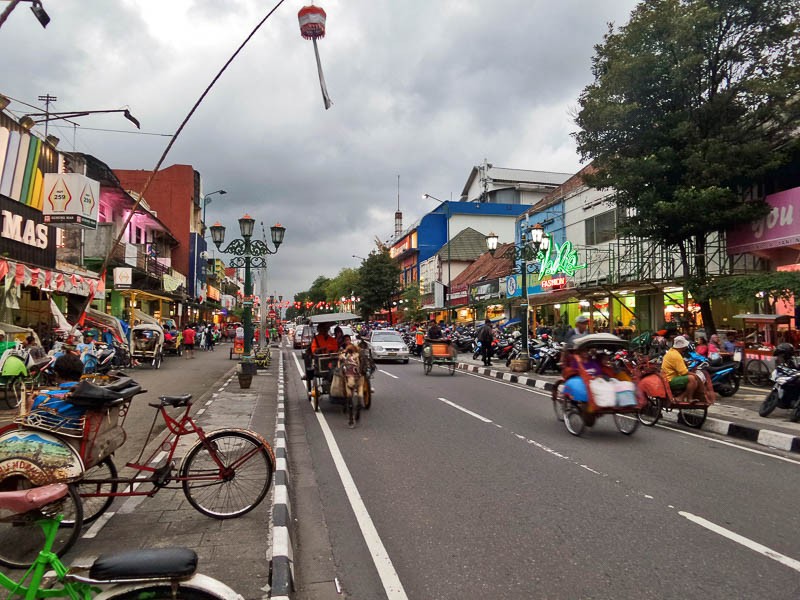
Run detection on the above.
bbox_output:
[585,208,618,245]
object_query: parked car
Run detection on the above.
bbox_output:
[294,325,313,349]
[368,329,409,363]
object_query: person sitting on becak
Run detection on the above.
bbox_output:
[661,335,699,401]
[31,353,86,420]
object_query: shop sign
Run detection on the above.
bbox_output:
[42,173,100,229]
[113,267,132,289]
[537,240,586,281]
[727,187,800,254]
[469,279,500,302]
[0,194,56,267]
[541,275,567,290]
[207,285,220,301]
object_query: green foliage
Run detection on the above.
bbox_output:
[575,0,800,245]
[307,276,330,303]
[355,249,401,320]
[401,285,427,324]
[706,272,800,308]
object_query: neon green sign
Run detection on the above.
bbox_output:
[536,239,586,280]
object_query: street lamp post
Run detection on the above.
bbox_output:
[486,223,550,369]
[210,215,285,359]
[200,189,226,313]
[423,194,451,325]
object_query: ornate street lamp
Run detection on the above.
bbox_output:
[210,216,285,358]
[487,223,550,370]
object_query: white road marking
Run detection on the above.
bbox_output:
[315,411,409,599]
[379,369,398,379]
[680,511,800,573]
[81,512,115,539]
[438,397,492,422]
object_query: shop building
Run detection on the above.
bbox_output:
[0,112,103,339]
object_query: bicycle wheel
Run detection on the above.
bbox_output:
[551,380,566,422]
[0,479,83,569]
[181,431,273,519]
[3,376,24,409]
[614,413,640,435]
[564,404,585,436]
[68,457,119,525]
[637,397,661,426]
[100,574,240,599]
[745,359,770,387]
[679,405,707,428]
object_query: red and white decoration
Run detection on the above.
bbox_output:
[298,4,333,110]
[0,259,104,298]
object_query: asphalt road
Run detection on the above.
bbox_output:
[287,350,800,600]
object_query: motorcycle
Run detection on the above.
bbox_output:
[758,343,800,421]
[686,351,740,397]
[536,341,563,374]
[472,338,498,361]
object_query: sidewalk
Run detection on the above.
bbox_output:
[67,352,284,600]
[455,354,800,454]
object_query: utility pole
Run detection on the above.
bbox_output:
[38,93,57,136]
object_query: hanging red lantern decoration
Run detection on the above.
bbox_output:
[298,4,326,39]
[298,4,333,110]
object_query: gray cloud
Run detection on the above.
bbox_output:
[1,0,639,301]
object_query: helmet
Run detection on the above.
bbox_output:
[773,343,795,359]
[541,333,549,341]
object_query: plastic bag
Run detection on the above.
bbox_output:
[613,380,637,407]
[590,378,617,407]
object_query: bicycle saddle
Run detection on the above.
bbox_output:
[89,547,197,581]
[156,394,192,407]
[0,483,68,517]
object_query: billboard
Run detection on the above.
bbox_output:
[42,173,100,228]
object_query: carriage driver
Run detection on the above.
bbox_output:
[311,322,340,355]
[661,335,699,401]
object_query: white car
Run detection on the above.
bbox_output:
[368,330,409,363]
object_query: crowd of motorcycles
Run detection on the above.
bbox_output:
[396,325,800,423]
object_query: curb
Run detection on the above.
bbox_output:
[458,362,556,392]
[270,351,294,600]
[457,362,800,454]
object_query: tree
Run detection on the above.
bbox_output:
[355,249,401,321]
[574,0,800,333]
[401,284,427,324]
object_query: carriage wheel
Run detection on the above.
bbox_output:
[423,359,432,375]
[614,413,640,435]
[745,359,770,387]
[4,376,24,409]
[448,361,456,375]
[678,405,707,428]
[552,380,566,422]
[637,397,662,426]
[312,381,320,412]
[564,404,585,436]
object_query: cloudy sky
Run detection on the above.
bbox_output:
[1,0,640,302]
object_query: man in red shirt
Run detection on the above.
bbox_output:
[182,325,197,359]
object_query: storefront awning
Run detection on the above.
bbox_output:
[527,288,580,306]
[115,289,173,303]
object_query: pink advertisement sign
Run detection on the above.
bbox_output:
[727,187,800,254]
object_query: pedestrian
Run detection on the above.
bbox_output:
[564,315,590,345]
[182,324,197,359]
[206,325,215,352]
[478,318,494,366]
